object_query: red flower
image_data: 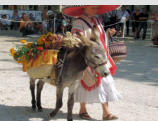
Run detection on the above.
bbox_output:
[41,38,46,42]
[27,49,33,55]
[37,47,43,51]
[45,45,50,49]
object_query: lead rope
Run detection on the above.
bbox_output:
[55,48,68,85]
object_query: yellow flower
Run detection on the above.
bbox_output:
[10,48,16,56]
[20,40,27,44]
[17,60,22,63]
[37,38,44,45]
[27,42,32,48]
[40,35,46,38]
[45,40,51,45]
[18,56,25,64]
[46,32,53,37]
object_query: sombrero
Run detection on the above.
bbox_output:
[63,5,120,17]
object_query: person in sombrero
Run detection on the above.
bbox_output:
[63,5,122,120]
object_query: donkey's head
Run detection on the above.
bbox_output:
[76,26,110,77]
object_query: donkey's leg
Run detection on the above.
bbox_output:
[30,78,36,111]
[36,79,45,112]
[67,87,75,121]
[50,85,64,117]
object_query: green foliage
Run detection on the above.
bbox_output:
[14,42,43,62]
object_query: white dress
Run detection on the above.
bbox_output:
[72,15,122,104]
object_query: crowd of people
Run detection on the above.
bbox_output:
[0,7,73,37]
[0,6,158,39]
[102,6,150,40]
[102,6,158,40]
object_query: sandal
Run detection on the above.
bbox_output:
[79,112,92,120]
[103,114,118,120]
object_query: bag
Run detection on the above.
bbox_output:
[152,35,158,45]
[108,37,127,63]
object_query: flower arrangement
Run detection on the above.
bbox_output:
[10,32,65,64]
[10,32,80,72]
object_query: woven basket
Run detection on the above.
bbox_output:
[153,40,158,45]
[27,65,54,79]
[112,56,126,63]
[109,41,127,63]
[25,50,58,79]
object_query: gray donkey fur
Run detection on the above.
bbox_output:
[29,26,110,121]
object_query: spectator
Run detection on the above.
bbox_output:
[0,15,9,30]
[29,13,40,34]
[56,13,63,33]
[136,8,149,40]
[19,13,34,37]
[109,10,117,24]
[150,11,158,38]
[42,20,48,34]
[116,5,130,36]
[132,8,140,39]
[102,12,111,28]
[61,14,68,34]
[34,22,43,34]
[29,13,35,21]
[10,10,20,30]
[41,7,49,34]
[47,11,55,33]
[103,11,117,30]
[67,17,72,32]
[42,7,48,21]
[125,6,131,36]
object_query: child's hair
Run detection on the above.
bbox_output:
[2,15,6,18]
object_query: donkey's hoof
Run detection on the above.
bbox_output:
[47,114,54,120]
[67,119,73,121]
[38,107,43,112]
[49,111,56,118]
[32,106,36,111]
[38,108,43,112]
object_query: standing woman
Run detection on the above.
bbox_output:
[63,5,122,120]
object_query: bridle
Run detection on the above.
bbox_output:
[77,43,107,70]
[85,57,107,69]
[78,48,107,70]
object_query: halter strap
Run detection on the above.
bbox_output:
[91,17,117,76]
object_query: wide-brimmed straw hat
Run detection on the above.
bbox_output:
[63,5,120,17]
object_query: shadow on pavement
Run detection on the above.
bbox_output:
[115,40,158,87]
[0,105,100,121]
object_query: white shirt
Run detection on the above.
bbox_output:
[0,18,8,25]
[116,10,130,22]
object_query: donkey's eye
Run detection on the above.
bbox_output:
[90,37,96,42]
[95,55,100,59]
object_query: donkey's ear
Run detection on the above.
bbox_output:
[75,32,93,47]
[93,25,100,38]
[76,31,82,37]
[90,25,100,44]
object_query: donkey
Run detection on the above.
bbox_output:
[29,26,110,121]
